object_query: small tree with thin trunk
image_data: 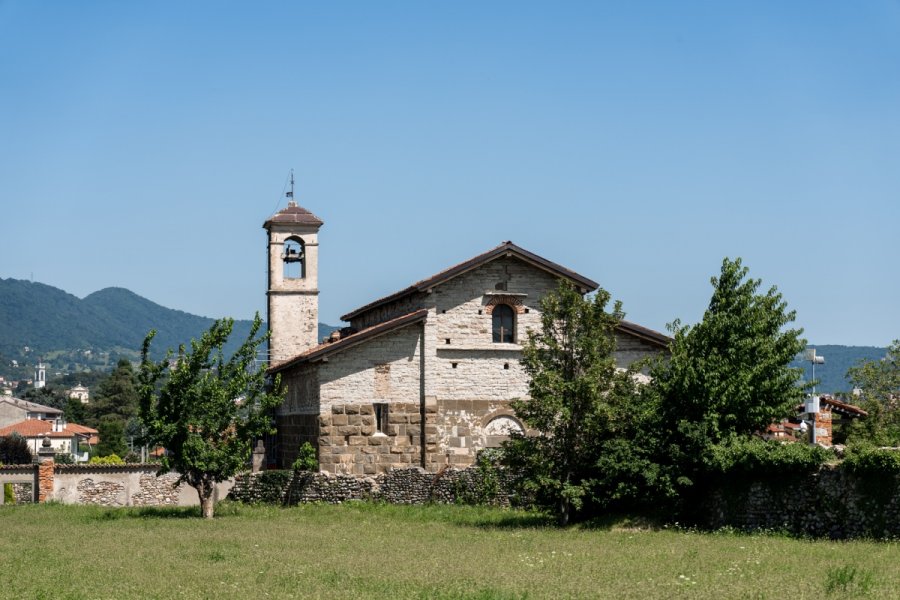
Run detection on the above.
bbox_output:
[504,280,641,525]
[138,314,282,518]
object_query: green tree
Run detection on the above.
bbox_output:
[845,340,900,445]
[96,416,127,457]
[0,433,32,464]
[88,359,139,427]
[503,281,643,525]
[138,314,282,518]
[652,257,805,489]
[63,397,87,424]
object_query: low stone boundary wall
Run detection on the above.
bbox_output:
[230,465,513,506]
[0,462,232,508]
[693,466,900,539]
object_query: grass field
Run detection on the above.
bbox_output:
[1,502,898,599]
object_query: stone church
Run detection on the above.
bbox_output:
[265,200,669,474]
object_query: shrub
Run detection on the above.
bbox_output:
[843,444,900,476]
[3,482,14,505]
[89,454,125,465]
[53,453,75,465]
[123,451,141,463]
[705,436,831,475]
[291,442,318,472]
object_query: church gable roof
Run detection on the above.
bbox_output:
[616,319,671,349]
[268,309,428,373]
[341,241,599,322]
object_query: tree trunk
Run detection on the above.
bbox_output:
[558,497,570,526]
[195,479,215,519]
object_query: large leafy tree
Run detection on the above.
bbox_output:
[504,281,643,525]
[652,257,805,486]
[138,314,282,518]
[845,340,900,445]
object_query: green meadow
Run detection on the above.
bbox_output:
[1,502,898,599]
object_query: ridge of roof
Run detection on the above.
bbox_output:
[269,309,429,374]
[263,203,324,229]
[616,319,672,348]
[0,396,63,414]
[340,241,599,322]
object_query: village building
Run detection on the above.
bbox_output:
[265,200,670,474]
[67,384,90,404]
[0,396,63,429]
[0,418,97,461]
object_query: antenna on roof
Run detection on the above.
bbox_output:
[286,169,297,207]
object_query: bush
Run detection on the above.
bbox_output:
[89,454,125,465]
[291,442,318,472]
[0,434,32,465]
[123,451,141,463]
[843,444,900,476]
[3,482,14,505]
[705,437,831,475]
[53,453,75,465]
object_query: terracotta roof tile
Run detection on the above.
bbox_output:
[0,419,96,439]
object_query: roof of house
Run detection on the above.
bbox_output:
[822,396,869,418]
[263,202,324,229]
[341,241,600,322]
[0,419,97,439]
[616,319,672,348]
[0,397,63,415]
[269,309,429,373]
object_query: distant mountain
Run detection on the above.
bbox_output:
[791,345,888,394]
[0,278,339,364]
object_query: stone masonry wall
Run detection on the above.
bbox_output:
[230,465,512,506]
[317,401,430,475]
[695,466,900,539]
[276,413,319,469]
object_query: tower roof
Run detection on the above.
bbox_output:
[263,202,324,229]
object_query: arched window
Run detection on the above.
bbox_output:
[283,237,305,279]
[492,304,515,343]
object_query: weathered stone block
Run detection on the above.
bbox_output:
[332,414,348,426]
[331,405,344,415]
[338,426,361,436]
[389,414,409,424]
[409,414,422,424]
[348,436,367,446]
[368,436,386,445]
[348,414,363,426]
[360,405,374,415]
[345,405,360,415]
[360,425,376,435]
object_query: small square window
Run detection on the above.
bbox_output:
[451,362,458,369]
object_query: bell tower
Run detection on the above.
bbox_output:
[263,176,324,364]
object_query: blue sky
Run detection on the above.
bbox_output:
[1,1,898,346]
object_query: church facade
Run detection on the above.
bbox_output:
[265,201,669,474]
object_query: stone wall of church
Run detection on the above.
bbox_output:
[613,332,667,370]
[318,324,423,410]
[269,292,319,364]
[348,291,428,331]
[431,257,558,347]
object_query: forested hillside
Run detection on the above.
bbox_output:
[0,278,339,368]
